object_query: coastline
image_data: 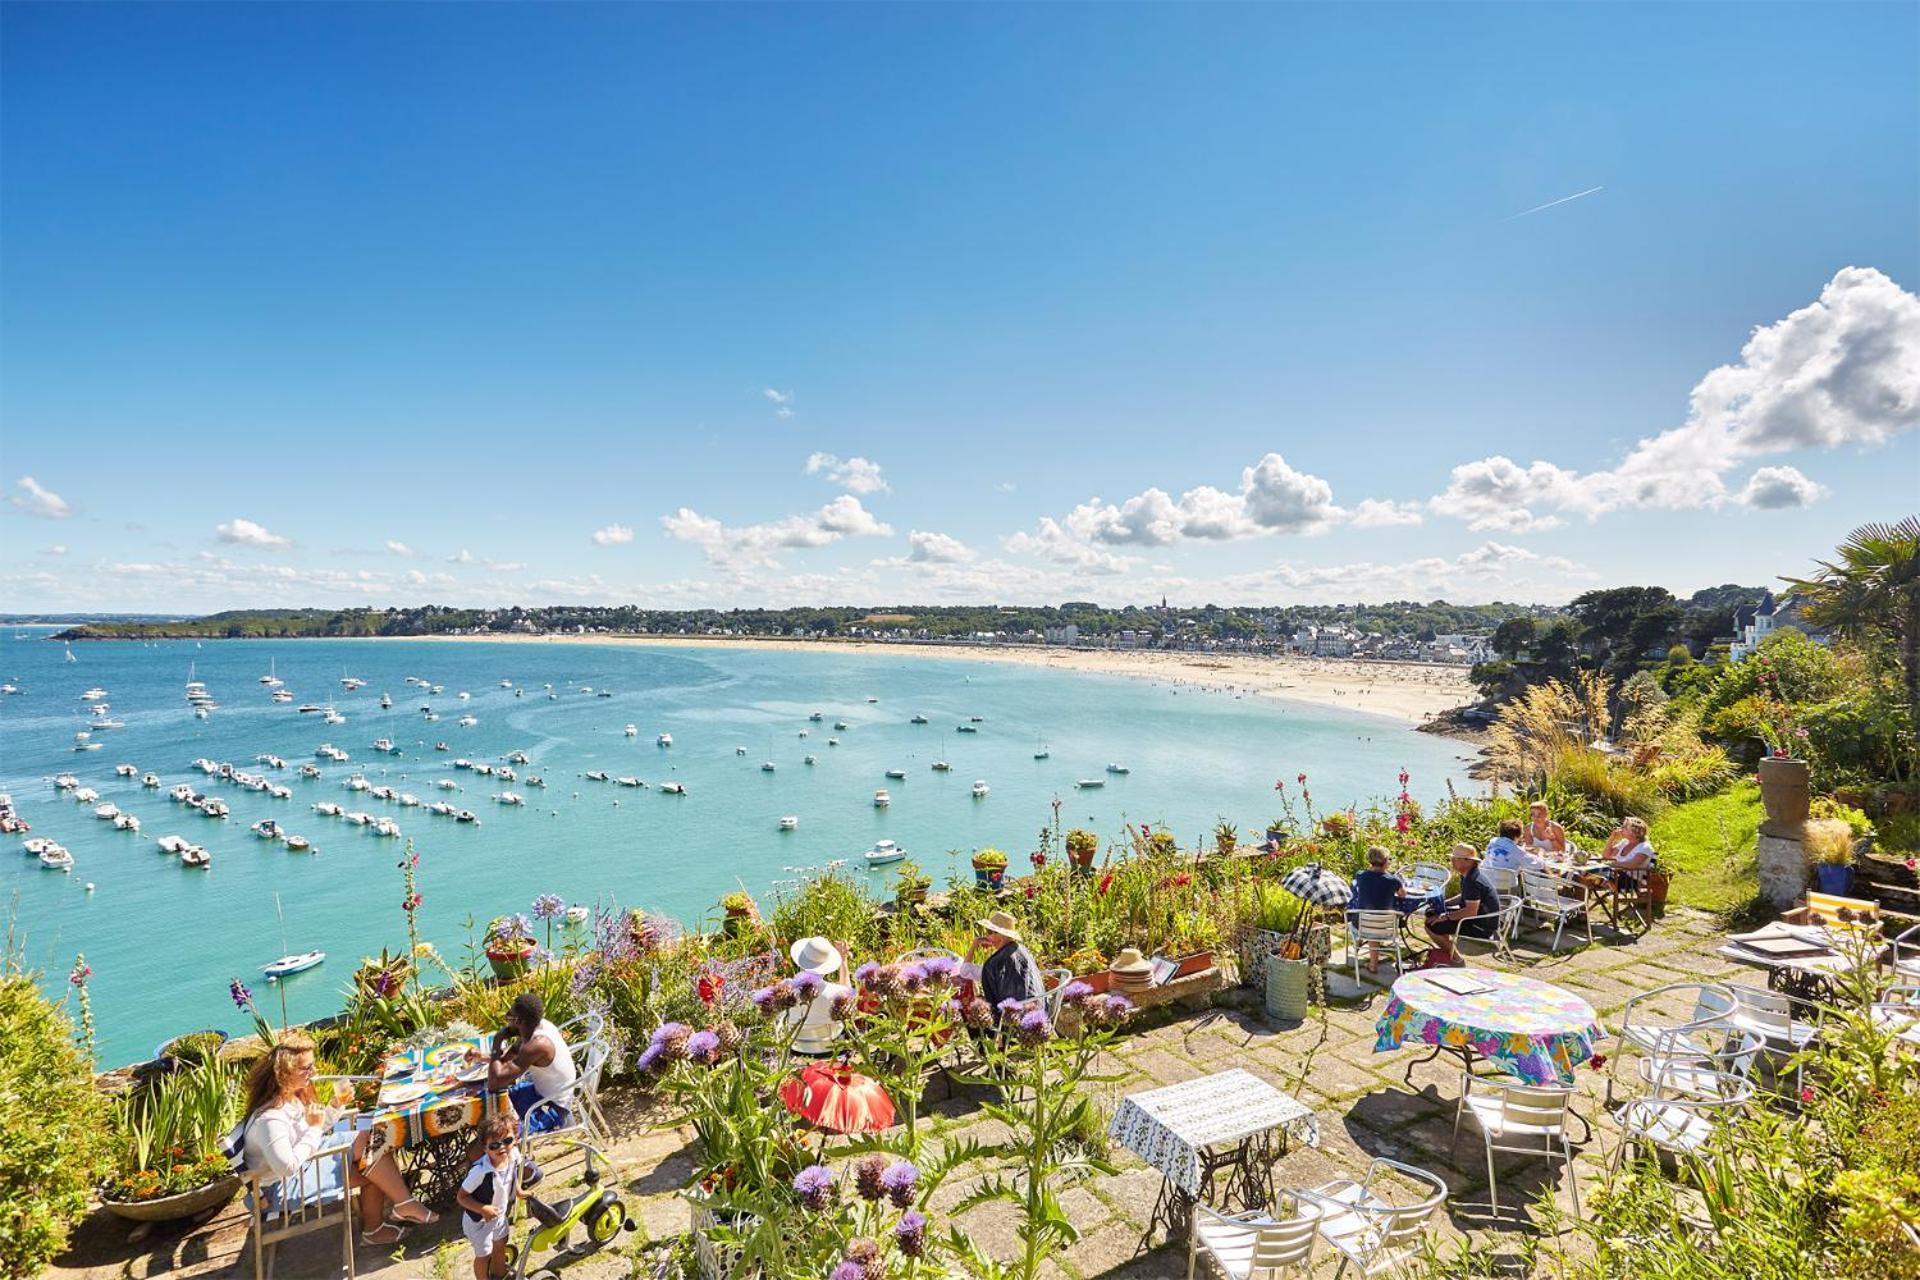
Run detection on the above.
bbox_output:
[404,632,1476,727]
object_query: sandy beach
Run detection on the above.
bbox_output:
[416,633,1476,727]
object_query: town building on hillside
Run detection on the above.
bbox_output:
[1729,590,1827,661]
[1043,623,1079,645]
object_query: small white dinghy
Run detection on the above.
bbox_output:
[264,950,326,979]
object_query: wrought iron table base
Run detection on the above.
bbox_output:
[1136,1129,1286,1252]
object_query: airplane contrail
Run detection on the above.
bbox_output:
[1506,184,1605,220]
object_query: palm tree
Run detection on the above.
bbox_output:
[1784,517,1920,755]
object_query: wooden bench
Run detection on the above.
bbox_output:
[1784,890,1881,927]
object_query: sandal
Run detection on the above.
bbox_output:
[361,1223,410,1246]
[387,1198,439,1226]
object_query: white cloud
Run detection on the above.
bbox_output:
[995,481,1018,494]
[764,388,794,419]
[484,560,527,573]
[1737,465,1827,510]
[215,518,291,548]
[1348,498,1426,529]
[590,524,635,546]
[1433,266,1920,527]
[1002,519,1135,574]
[804,452,890,495]
[43,544,67,556]
[9,476,73,519]
[661,495,894,569]
[906,530,975,563]
[385,540,416,557]
[448,549,475,564]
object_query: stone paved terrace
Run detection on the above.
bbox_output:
[52,908,1761,1280]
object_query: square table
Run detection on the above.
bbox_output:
[1108,1068,1318,1247]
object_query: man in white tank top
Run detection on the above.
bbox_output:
[481,992,577,1135]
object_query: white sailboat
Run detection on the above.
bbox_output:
[264,895,325,979]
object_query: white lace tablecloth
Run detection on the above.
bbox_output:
[1107,1068,1319,1197]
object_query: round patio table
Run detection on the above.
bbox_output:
[1373,969,1603,1087]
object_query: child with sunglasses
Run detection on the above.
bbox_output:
[457,1116,523,1278]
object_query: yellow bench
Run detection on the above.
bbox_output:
[1786,890,1880,927]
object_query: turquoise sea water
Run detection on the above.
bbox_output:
[1,635,1476,1065]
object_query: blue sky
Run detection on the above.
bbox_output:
[2,2,1915,612]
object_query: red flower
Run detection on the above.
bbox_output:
[1023,883,1037,899]
[1398,770,1410,787]
[1800,1086,1816,1105]
[697,974,723,1005]
[1030,851,1047,869]
[1297,772,1308,785]
[1587,1054,1608,1071]
[1097,872,1114,897]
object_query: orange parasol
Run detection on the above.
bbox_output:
[779,1060,897,1135]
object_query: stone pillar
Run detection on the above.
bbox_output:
[1756,829,1808,909]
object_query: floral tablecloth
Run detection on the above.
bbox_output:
[1373,970,1602,1085]
[1108,1068,1319,1197]
[361,1038,512,1163]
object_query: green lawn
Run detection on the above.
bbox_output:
[1649,779,1765,913]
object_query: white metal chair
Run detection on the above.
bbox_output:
[235,1090,367,1280]
[1452,899,1524,965]
[1608,981,1736,1096]
[1871,984,1920,1049]
[1726,985,1818,1094]
[1297,1158,1448,1279]
[1187,1194,1323,1280]
[1609,1067,1752,1175]
[1518,869,1594,952]
[1637,1026,1765,1098]
[1450,1074,1580,1216]
[1480,866,1520,898]
[556,1009,607,1048]
[1041,966,1074,1022]
[1887,923,1920,983]
[1404,863,1451,898]
[519,1036,612,1146]
[1347,910,1406,982]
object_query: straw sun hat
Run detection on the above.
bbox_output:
[976,911,1023,944]
[789,936,844,976]
[1109,947,1153,976]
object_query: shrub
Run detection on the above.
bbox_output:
[0,961,114,1277]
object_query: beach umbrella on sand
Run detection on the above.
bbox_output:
[779,1061,897,1135]
[1281,863,1351,908]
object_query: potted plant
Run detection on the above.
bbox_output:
[484,913,538,980]
[101,1057,244,1223]
[1804,818,1857,895]
[971,847,1010,889]
[1213,820,1238,857]
[893,861,932,908]
[1146,829,1179,857]
[1066,828,1099,871]
[352,947,415,1000]
[1264,819,1288,849]
[152,1029,227,1068]
[717,891,757,938]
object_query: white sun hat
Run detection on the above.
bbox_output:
[789,935,844,976]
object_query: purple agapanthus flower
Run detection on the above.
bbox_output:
[531,893,567,920]
[229,977,253,1009]
[880,1159,919,1209]
[793,1164,834,1210]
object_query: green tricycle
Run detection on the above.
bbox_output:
[500,1138,634,1280]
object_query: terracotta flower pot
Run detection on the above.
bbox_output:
[1757,757,1812,830]
[486,947,534,982]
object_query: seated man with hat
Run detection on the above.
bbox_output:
[785,936,855,1056]
[967,911,1043,1011]
[1418,843,1501,968]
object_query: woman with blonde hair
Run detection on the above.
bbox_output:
[240,1033,437,1245]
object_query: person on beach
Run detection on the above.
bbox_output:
[1481,818,1537,874]
[239,1032,438,1246]
[474,992,576,1135]
[967,910,1043,1010]
[1346,845,1405,973]
[456,1115,523,1279]
[1419,844,1500,968]
[1524,801,1567,854]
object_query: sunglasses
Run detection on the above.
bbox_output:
[486,1139,516,1151]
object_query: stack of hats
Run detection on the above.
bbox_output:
[1109,947,1154,997]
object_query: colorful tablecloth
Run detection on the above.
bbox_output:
[361,1038,511,1163]
[1108,1068,1319,1197]
[1374,970,1602,1085]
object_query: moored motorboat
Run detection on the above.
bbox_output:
[873,789,891,808]
[1106,763,1131,775]
[779,815,799,830]
[972,780,990,798]
[284,834,313,852]
[180,846,210,868]
[931,760,951,772]
[660,782,686,795]
[865,839,905,865]
[1075,778,1106,789]
[885,769,906,780]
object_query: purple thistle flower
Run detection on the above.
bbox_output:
[863,964,902,998]
[894,1209,928,1259]
[830,1263,864,1280]
[791,970,824,1000]
[854,1152,888,1201]
[995,997,1026,1018]
[793,1163,834,1210]
[1018,1007,1054,1045]
[895,963,927,993]
[829,988,859,1020]
[635,1042,665,1073]
[880,1159,919,1209]
[853,961,879,985]
[961,997,994,1029]
[919,955,960,985]
[845,1237,883,1280]
[684,1030,722,1065]
[749,985,778,1014]
[1058,980,1094,1007]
